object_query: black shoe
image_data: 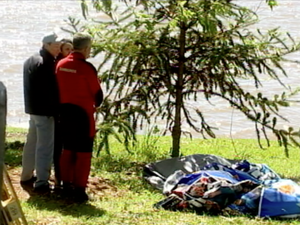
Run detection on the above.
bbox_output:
[60,183,75,199]
[33,184,51,195]
[20,176,37,192]
[54,178,62,188]
[73,188,89,203]
[20,176,37,185]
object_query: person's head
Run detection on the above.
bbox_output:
[60,38,73,57]
[72,33,92,59]
[42,33,61,57]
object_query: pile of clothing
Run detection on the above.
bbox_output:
[143,154,300,218]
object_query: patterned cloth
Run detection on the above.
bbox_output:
[144,154,300,218]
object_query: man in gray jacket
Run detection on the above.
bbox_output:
[21,33,61,193]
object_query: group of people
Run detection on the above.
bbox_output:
[20,32,103,203]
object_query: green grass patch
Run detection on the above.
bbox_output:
[3,128,300,224]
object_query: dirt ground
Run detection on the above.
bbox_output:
[2,134,122,224]
[3,137,120,201]
[1,167,120,225]
[5,166,119,201]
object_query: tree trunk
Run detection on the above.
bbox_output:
[171,22,186,157]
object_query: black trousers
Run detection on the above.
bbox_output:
[60,103,93,152]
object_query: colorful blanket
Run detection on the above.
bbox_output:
[143,154,300,218]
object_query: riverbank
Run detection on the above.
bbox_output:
[4,127,300,224]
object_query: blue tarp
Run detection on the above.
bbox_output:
[259,180,300,218]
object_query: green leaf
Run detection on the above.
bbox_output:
[266,0,278,9]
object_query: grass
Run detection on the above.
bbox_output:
[3,126,300,224]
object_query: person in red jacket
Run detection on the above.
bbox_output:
[56,33,103,202]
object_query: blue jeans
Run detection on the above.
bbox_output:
[21,115,54,188]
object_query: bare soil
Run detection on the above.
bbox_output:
[6,166,119,201]
[4,131,120,201]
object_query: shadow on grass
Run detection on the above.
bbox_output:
[279,174,300,183]
[93,155,162,193]
[290,176,300,183]
[26,194,106,218]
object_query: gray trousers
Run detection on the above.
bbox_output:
[21,115,54,188]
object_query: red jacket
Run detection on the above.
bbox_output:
[56,52,103,137]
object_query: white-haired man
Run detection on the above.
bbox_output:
[21,33,61,194]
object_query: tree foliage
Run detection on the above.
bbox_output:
[68,0,300,157]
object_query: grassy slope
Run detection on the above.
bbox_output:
[4,127,300,225]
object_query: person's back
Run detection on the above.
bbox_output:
[56,51,102,138]
[56,33,103,202]
[56,53,98,113]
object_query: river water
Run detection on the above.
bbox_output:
[1,0,300,139]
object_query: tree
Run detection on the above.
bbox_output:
[70,0,300,157]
